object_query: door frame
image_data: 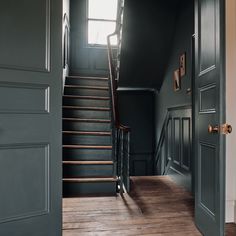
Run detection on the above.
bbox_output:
[218,1,226,233]
[61,0,227,234]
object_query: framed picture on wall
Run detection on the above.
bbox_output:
[173,69,181,91]
[179,53,186,77]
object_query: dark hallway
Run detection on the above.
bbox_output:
[62,0,236,234]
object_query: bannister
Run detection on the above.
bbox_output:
[107,0,130,193]
[154,106,192,176]
[107,33,119,127]
[117,127,130,193]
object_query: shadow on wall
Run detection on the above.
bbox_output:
[155,0,194,141]
[118,90,155,176]
[117,0,194,177]
[119,0,180,89]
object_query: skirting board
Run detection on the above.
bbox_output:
[225,200,236,223]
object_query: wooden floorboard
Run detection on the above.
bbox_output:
[226,223,236,236]
[63,176,236,236]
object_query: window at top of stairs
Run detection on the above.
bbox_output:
[87,0,118,46]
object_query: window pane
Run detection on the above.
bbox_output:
[88,0,118,20]
[88,21,117,45]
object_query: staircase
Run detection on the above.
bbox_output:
[63,76,117,197]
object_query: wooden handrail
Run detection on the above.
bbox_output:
[119,124,131,132]
[107,33,120,127]
[107,0,129,132]
[107,0,131,193]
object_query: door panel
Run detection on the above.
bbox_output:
[0,83,49,113]
[0,0,50,72]
[199,143,217,214]
[194,0,225,235]
[199,84,217,113]
[199,0,216,72]
[0,0,62,235]
[0,144,49,222]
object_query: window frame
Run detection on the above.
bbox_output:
[86,0,118,47]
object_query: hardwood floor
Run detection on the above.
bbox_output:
[227,223,236,236]
[63,176,236,235]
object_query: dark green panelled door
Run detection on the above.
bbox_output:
[0,0,62,235]
[194,0,225,235]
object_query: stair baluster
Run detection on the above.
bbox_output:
[107,0,131,193]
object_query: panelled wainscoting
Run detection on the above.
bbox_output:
[155,106,192,191]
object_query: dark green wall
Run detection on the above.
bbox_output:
[119,0,179,89]
[154,0,194,185]
[68,0,194,177]
[117,0,194,176]
[117,0,181,176]
[155,0,194,142]
[70,0,109,76]
[118,0,194,177]
[118,90,155,176]
[155,106,192,191]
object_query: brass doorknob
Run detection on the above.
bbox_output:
[208,125,219,134]
[208,124,232,135]
[221,123,232,134]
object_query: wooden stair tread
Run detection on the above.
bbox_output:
[63,131,111,136]
[63,106,110,111]
[63,145,112,149]
[63,118,111,123]
[63,177,117,183]
[66,76,108,81]
[63,161,113,165]
[64,85,109,90]
[63,95,110,100]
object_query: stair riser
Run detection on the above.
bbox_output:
[63,182,117,197]
[62,75,114,197]
[64,87,109,97]
[63,110,110,119]
[63,121,111,132]
[63,164,113,177]
[63,98,109,107]
[63,134,112,145]
[66,78,108,87]
[63,149,112,161]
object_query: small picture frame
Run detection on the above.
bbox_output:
[173,69,181,91]
[179,53,186,77]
